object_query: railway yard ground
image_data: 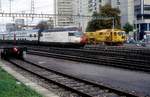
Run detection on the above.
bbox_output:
[0,44,150,97]
[23,54,150,96]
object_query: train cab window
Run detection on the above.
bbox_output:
[114,32,117,36]
[68,32,74,36]
[34,34,36,37]
[118,32,124,36]
[99,32,103,35]
[40,33,43,37]
[74,32,83,37]
[30,34,32,37]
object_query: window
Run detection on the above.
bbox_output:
[99,32,103,35]
[68,32,74,36]
[74,32,83,37]
[34,34,36,37]
[30,34,32,37]
[40,33,43,37]
[114,32,117,36]
[118,32,125,36]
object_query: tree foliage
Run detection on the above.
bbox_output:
[123,22,133,34]
[86,4,120,32]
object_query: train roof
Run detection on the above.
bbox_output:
[0,27,81,34]
[96,29,124,32]
[45,27,80,32]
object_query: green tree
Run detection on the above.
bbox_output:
[86,4,120,32]
[123,22,133,34]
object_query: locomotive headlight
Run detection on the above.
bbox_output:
[13,47,18,52]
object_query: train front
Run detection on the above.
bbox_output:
[70,31,88,47]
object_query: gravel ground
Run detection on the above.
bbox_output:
[26,54,150,96]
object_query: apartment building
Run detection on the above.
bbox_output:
[111,0,134,28]
[77,0,111,31]
[54,0,112,31]
[135,0,150,39]
[87,0,111,15]
[54,0,75,27]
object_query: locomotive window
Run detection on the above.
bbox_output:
[34,34,36,37]
[99,32,103,35]
[118,32,124,36]
[40,33,43,37]
[114,32,117,36]
[68,33,74,36]
[30,34,32,37]
[74,32,83,37]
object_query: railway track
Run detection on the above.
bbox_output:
[3,43,150,55]
[27,46,150,61]
[2,44,150,58]
[27,49,150,73]
[28,47,150,65]
[8,59,139,97]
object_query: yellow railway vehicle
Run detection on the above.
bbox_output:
[85,29,126,45]
[85,32,95,44]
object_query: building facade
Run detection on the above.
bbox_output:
[76,0,112,31]
[135,0,150,39]
[87,0,111,15]
[55,0,149,36]
[54,0,75,27]
[111,0,134,28]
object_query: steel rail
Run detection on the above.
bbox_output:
[27,50,150,72]
[8,59,139,97]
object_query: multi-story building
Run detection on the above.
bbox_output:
[135,0,150,39]
[87,0,111,15]
[54,0,112,31]
[6,23,17,32]
[111,0,150,40]
[54,0,75,27]
[99,0,111,11]
[111,0,134,28]
[76,0,111,31]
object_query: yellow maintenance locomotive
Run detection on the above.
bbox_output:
[85,29,126,45]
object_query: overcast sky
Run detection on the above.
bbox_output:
[1,0,54,14]
[0,0,54,30]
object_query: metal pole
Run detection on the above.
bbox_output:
[135,19,137,41]
[9,0,13,13]
[54,0,57,27]
[9,0,11,13]
[112,17,115,29]
[0,0,2,13]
